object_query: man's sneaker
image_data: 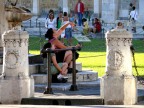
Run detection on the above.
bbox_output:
[56,77,67,83]
[57,74,68,79]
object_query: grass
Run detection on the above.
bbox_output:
[29,36,144,77]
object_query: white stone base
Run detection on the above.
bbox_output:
[0,77,34,104]
[101,75,137,105]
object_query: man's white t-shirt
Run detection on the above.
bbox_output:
[78,3,80,12]
[130,10,138,20]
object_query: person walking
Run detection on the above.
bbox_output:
[130,6,138,33]
[75,0,84,26]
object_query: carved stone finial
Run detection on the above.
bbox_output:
[5,1,32,30]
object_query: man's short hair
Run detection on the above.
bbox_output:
[132,6,136,10]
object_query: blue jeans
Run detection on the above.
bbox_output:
[65,28,72,39]
[77,12,83,26]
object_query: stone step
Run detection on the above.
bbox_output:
[21,94,103,105]
[0,62,82,75]
[35,79,100,92]
[32,71,98,85]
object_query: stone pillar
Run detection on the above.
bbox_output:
[63,0,68,13]
[0,30,34,104]
[138,0,144,24]
[32,0,40,15]
[101,28,137,105]
[0,0,8,56]
[102,0,118,23]
[94,0,101,18]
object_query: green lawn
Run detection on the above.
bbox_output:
[29,37,144,77]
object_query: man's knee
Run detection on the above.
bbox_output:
[66,50,72,55]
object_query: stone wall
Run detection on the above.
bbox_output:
[119,0,139,19]
[68,0,94,11]
[19,0,94,16]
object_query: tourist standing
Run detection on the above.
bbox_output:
[75,0,85,26]
[56,11,63,29]
[63,12,73,46]
[56,11,64,42]
[130,6,138,33]
[45,9,56,30]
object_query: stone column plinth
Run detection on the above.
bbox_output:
[101,28,137,105]
[0,30,34,104]
[0,0,8,56]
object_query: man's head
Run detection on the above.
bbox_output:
[59,11,63,17]
[132,6,136,10]
[95,18,99,22]
[129,3,133,7]
[117,22,124,29]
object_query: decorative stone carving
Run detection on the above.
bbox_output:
[5,1,32,30]
[5,50,19,69]
[107,49,123,70]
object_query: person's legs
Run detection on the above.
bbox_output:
[67,61,78,74]
[77,12,83,26]
[65,28,69,45]
[61,62,68,75]
[68,28,72,45]
[52,63,68,80]
[133,20,136,32]
[64,50,72,64]
[131,19,136,32]
[93,28,97,33]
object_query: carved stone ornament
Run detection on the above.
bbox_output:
[107,49,123,70]
[5,50,19,69]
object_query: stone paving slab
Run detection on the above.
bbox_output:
[33,71,98,84]
[1,104,144,108]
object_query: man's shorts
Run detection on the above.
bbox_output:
[51,63,63,74]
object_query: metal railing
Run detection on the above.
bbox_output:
[42,47,81,94]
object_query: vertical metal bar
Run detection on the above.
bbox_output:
[39,22,41,37]
[70,47,78,91]
[39,22,42,50]
[36,18,38,27]
[102,28,104,39]
[30,19,31,28]
[44,49,53,94]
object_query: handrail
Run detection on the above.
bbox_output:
[41,47,81,53]
[43,46,81,94]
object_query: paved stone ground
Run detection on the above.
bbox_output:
[19,78,144,107]
[0,103,144,108]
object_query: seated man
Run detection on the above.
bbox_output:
[82,18,89,35]
[89,18,101,33]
